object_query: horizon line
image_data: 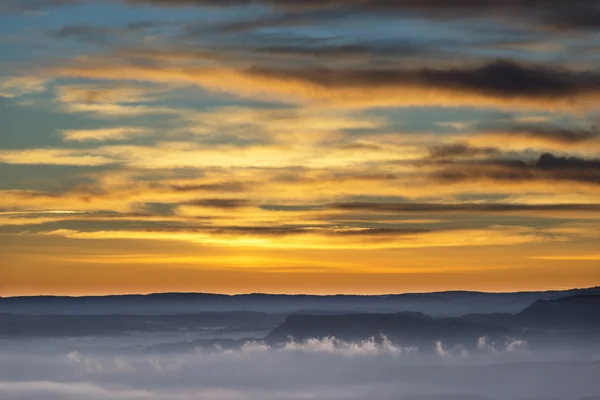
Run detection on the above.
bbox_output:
[2,285,599,299]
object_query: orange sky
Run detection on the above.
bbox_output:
[1,0,600,295]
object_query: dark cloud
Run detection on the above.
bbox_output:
[253,42,426,59]
[189,7,356,34]
[249,60,600,100]
[7,0,600,32]
[220,226,431,237]
[428,143,500,159]
[480,123,600,144]
[126,20,168,30]
[536,152,600,170]
[50,24,111,44]
[123,0,600,31]
[431,153,600,185]
[125,0,254,6]
[74,225,433,237]
[184,199,253,209]
[49,21,164,44]
[324,227,430,236]
[169,182,248,193]
[330,202,600,214]
[339,143,385,151]
[9,190,64,199]
[0,0,78,13]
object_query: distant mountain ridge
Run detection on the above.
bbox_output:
[0,311,284,337]
[462,294,600,330]
[263,295,600,350]
[5,286,599,299]
[264,312,510,348]
[2,286,599,316]
[2,293,599,352]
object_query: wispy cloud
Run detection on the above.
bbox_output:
[38,224,551,249]
[2,0,600,293]
[61,127,153,141]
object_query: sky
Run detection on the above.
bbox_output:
[1,0,600,296]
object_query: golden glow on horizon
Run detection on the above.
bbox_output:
[2,1,600,296]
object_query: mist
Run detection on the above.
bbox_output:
[1,334,600,400]
[2,290,599,400]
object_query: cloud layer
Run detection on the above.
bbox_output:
[1,0,600,294]
[1,334,599,400]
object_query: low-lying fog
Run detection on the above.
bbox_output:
[1,334,599,400]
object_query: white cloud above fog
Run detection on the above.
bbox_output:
[2,335,596,400]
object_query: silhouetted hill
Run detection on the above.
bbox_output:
[0,311,284,337]
[519,295,600,328]
[462,295,600,330]
[264,312,509,348]
[2,287,599,316]
[459,313,518,328]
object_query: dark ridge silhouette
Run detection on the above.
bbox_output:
[457,295,600,349]
[2,286,599,316]
[263,312,509,349]
[462,295,600,330]
[0,311,283,337]
[518,295,600,328]
[262,295,600,351]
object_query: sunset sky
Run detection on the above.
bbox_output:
[2,0,600,296]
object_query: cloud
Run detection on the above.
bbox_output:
[467,123,600,153]
[248,41,429,60]
[0,140,422,169]
[250,59,600,100]
[123,0,600,32]
[0,381,154,400]
[6,0,600,34]
[536,152,600,170]
[184,199,254,209]
[329,202,600,215]
[52,83,182,117]
[530,254,600,260]
[427,143,500,159]
[0,335,596,400]
[54,84,164,104]
[3,0,600,296]
[480,123,600,145]
[0,76,47,98]
[0,149,114,166]
[37,224,550,249]
[49,22,159,44]
[50,58,600,110]
[61,128,153,142]
[4,150,600,220]
[60,103,184,117]
[0,0,77,13]
[429,152,600,186]
[125,0,255,6]
[184,106,382,146]
[50,24,112,43]
[169,182,249,193]
[274,336,417,356]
